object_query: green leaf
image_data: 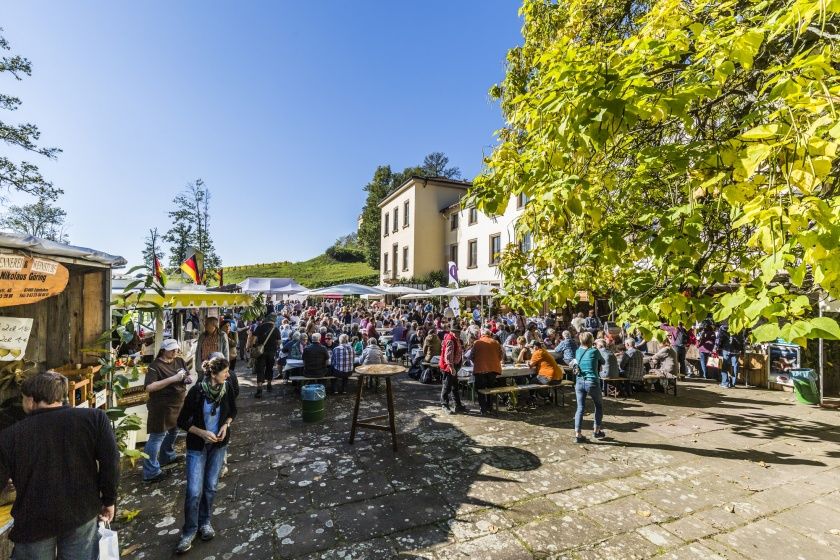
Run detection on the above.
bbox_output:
[741,124,781,140]
[751,322,780,342]
[807,316,840,340]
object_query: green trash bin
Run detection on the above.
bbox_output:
[790,368,820,405]
[301,384,326,422]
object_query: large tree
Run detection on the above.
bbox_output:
[0,29,60,202]
[163,179,221,277]
[358,153,460,269]
[471,0,840,344]
[0,196,68,242]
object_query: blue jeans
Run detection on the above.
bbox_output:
[574,378,603,433]
[142,427,178,480]
[12,517,98,560]
[183,445,227,538]
[698,352,711,379]
[721,351,739,387]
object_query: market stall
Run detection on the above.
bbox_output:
[0,232,125,553]
[111,286,253,443]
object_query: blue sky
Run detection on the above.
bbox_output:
[2,1,522,267]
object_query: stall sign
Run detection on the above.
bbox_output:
[0,317,33,361]
[0,254,69,307]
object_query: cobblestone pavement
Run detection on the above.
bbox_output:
[116,370,840,559]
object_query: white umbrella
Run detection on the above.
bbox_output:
[449,284,498,297]
[382,286,426,296]
[425,286,454,296]
[238,277,307,295]
[306,283,387,297]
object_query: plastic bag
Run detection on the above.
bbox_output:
[301,384,326,401]
[99,522,120,560]
[706,355,721,369]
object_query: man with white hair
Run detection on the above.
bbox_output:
[303,332,330,379]
[330,333,355,394]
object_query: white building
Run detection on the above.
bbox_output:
[378,176,527,287]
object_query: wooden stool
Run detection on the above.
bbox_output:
[350,364,405,451]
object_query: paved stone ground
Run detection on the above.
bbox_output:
[116,370,840,559]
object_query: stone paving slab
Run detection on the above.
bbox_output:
[114,373,840,559]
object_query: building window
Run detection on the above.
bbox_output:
[449,243,458,266]
[403,201,409,227]
[383,253,389,273]
[393,207,398,233]
[450,212,459,230]
[467,239,478,268]
[383,213,389,237]
[468,207,478,225]
[402,246,409,271]
[489,234,501,266]
[519,233,533,253]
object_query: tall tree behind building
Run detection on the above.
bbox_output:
[0,196,68,242]
[0,29,61,202]
[357,152,459,269]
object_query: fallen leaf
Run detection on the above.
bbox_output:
[724,504,735,513]
[637,510,651,517]
[758,461,769,468]
[830,529,840,536]
[488,524,499,534]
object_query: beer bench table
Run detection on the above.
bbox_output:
[477,379,574,410]
[643,370,678,396]
[349,364,405,451]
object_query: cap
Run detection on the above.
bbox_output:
[161,339,180,351]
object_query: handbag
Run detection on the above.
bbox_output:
[99,522,120,559]
[251,325,276,359]
[706,355,721,369]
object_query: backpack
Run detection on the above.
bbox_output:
[420,367,434,384]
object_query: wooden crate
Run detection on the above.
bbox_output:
[53,365,101,407]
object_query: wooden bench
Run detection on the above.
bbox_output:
[601,377,631,398]
[477,381,572,409]
[643,371,678,396]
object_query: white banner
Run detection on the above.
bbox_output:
[447,261,459,286]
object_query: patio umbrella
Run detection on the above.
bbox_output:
[425,286,454,296]
[449,284,501,318]
[306,283,388,297]
[382,286,426,296]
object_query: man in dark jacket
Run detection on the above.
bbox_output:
[0,372,119,558]
[251,314,280,398]
[303,333,330,377]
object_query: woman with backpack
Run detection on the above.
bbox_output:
[439,324,468,414]
[573,332,606,443]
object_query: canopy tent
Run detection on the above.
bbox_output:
[304,283,387,297]
[113,290,254,310]
[237,277,307,295]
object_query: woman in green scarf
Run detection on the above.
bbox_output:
[175,356,237,554]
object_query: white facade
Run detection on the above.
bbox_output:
[378,177,526,287]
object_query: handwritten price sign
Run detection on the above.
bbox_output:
[0,317,33,361]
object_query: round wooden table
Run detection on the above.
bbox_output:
[350,364,405,451]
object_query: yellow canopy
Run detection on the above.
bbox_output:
[113,290,254,310]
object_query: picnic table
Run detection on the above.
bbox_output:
[349,364,405,451]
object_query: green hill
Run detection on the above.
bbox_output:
[223,254,378,289]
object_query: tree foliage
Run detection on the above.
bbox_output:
[141,227,164,271]
[358,152,461,269]
[472,0,840,345]
[163,179,221,276]
[0,29,61,202]
[0,196,68,242]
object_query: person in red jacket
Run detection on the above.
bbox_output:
[440,324,469,415]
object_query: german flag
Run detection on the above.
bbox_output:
[154,256,167,286]
[180,250,204,284]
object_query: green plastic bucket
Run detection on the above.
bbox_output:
[791,369,820,405]
[301,384,326,422]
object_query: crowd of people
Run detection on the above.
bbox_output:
[0,296,752,558]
